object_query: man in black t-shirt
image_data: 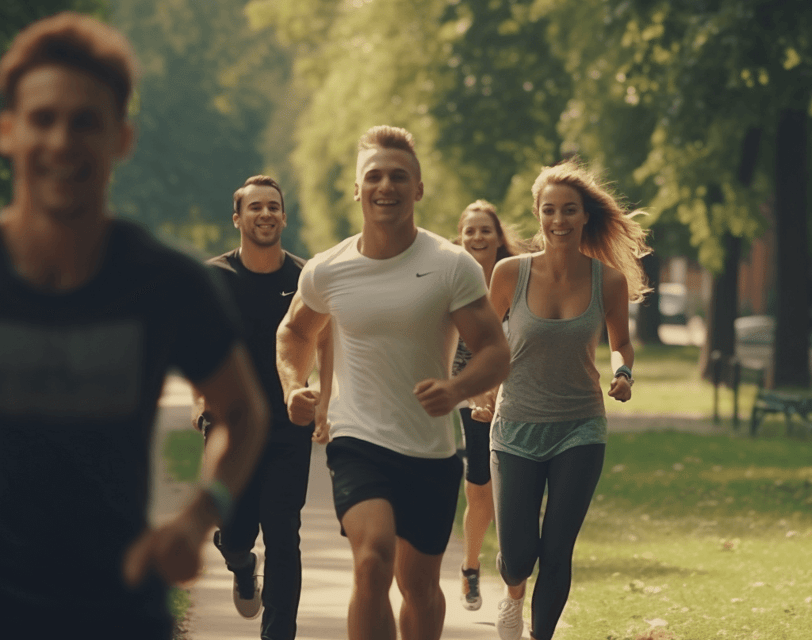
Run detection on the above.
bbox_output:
[0,14,268,639]
[193,175,331,639]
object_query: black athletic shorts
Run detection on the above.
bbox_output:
[459,407,491,485]
[325,436,463,555]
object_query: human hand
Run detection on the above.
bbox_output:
[287,388,321,426]
[468,389,496,422]
[312,399,331,444]
[414,378,458,417]
[608,375,632,402]
[122,499,212,587]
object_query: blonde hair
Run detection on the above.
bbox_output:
[457,199,527,262]
[531,159,652,302]
[357,125,421,180]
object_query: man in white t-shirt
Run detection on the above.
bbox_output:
[277,125,510,640]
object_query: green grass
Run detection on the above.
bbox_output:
[460,431,812,639]
[163,429,204,482]
[595,343,761,419]
[456,343,812,639]
[168,587,191,640]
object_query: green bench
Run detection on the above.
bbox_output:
[750,386,812,436]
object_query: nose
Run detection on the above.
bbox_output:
[47,122,73,152]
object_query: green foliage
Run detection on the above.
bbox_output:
[108,0,307,257]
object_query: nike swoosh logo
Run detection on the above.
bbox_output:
[281,291,295,296]
[416,272,435,278]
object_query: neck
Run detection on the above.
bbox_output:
[479,259,496,286]
[238,240,285,273]
[358,221,418,259]
[541,245,588,279]
[0,203,111,291]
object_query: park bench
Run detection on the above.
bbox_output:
[749,380,812,437]
[710,350,812,436]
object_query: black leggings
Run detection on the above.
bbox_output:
[492,445,605,640]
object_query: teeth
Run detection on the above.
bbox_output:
[375,200,398,205]
[552,230,571,236]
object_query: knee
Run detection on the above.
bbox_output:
[465,482,494,513]
[353,540,395,592]
[497,550,535,587]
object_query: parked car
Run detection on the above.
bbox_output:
[734,315,774,346]
[658,282,688,325]
[630,282,689,325]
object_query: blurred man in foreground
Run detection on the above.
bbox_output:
[0,13,268,638]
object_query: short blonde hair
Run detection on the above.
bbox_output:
[357,125,421,180]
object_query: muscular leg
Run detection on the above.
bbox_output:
[530,444,605,640]
[462,479,494,570]
[342,498,398,640]
[394,538,445,640]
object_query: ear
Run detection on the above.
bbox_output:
[353,183,360,202]
[232,211,240,228]
[0,110,14,156]
[414,181,424,202]
[115,121,136,159]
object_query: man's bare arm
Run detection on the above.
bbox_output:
[312,320,334,443]
[124,344,269,586]
[414,296,510,417]
[277,292,332,426]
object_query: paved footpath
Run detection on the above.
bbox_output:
[151,377,516,640]
[151,377,728,640]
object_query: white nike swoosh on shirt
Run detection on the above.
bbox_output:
[281,291,295,296]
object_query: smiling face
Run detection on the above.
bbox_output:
[354,146,423,229]
[460,209,502,270]
[233,183,286,248]
[538,182,588,248]
[0,64,132,223]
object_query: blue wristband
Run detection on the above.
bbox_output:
[202,479,233,524]
[614,365,634,386]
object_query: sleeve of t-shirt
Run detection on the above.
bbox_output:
[449,250,488,313]
[297,259,330,314]
[170,261,242,384]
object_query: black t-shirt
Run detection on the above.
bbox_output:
[0,219,239,619]
[207,249,310,441]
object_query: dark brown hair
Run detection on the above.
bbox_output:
[233,175,285,215]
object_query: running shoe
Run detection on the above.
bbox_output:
[231,552,262,619]
[460,565,483,611]
[496,590,525,640]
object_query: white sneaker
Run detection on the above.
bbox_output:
[496,591,525,640]
[231,553,262,620]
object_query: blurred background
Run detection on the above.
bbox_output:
[2,0,811,389]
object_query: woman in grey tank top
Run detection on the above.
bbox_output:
[487,159,652,640]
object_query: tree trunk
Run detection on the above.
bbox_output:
[699,129,762,382]
[772,108,810,388]
[635,252,662,344]
[701,233,740,381]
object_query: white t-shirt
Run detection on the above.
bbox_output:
[299,228,487,458]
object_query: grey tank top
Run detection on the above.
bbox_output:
[494,254,606,423]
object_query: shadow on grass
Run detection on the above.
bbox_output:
[573,557,702,583]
